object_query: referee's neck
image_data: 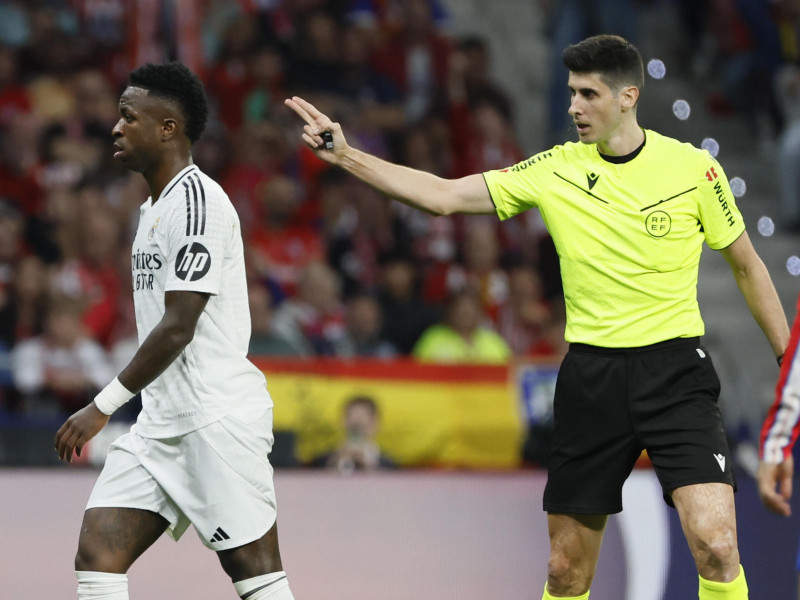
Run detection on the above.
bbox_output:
[597,122,644,157]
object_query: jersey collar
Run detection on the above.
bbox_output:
[156,165,199,203]
[598,130,647,164]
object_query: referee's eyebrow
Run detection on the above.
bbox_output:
[569,85,599,96]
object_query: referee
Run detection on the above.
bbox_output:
[287,35,789,600]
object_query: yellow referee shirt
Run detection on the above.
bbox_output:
[483,130,745,347]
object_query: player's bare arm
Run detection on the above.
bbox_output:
[719,231,790,358]
[284,95,495,216]
[116,290,209,392]
[757,456,793,517]
[54,290,209,462]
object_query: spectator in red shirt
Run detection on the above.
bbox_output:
[248,175,324,299]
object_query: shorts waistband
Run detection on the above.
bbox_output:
[568,337,701,355]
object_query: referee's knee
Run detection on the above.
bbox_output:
[691,529,740,580]
[547,553,593,596]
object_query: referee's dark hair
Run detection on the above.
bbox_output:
[562,35,644,97]
[128,62,209,144]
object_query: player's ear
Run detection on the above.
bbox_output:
[161,118,178,142]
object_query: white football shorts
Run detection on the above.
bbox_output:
[86,407,277,551]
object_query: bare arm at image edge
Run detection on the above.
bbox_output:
[710,182,793,517]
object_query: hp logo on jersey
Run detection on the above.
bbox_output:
[175,242,211,281]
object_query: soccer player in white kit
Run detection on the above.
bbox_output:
[54,62,296,600]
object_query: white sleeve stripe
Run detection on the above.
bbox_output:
[764,354,800,462]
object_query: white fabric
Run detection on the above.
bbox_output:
[234,571,295,600]
[76,570,128,600]
[129,165,271,438]
[87,408,277,551]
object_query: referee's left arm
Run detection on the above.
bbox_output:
[719,231,790,358]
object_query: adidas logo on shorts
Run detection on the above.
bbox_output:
[210,527,230,543]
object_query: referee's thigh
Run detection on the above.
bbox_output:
[671,482,740,579]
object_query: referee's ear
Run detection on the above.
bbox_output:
[619,85,640,111]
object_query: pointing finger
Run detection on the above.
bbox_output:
[284,98,313,125]
[290,96,324,121]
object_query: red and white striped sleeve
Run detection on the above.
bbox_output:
[761,293,800,463]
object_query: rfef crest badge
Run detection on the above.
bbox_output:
[645,211,671,238]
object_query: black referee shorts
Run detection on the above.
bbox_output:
[543,337,735,515]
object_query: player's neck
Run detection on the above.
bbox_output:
[144,152,194,203]
[596,120,644,157]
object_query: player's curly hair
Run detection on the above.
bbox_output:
[128,62,209,144]
[562,35,644,95]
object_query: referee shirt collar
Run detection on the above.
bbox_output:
[598,130,647,164]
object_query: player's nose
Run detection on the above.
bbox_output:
[111,118,124,137]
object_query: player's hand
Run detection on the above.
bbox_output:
[284,96,347,164]
[757,456,794,516]
[54,402,110,463]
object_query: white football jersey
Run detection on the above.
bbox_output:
[130,165,272,438]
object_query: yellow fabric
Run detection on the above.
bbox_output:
[484,130,745,347]
[266,367,524,467]
[698,566,748,599]
[542,583,589,599]
[411,324,512,364]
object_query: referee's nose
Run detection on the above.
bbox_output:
[568,96,583,118]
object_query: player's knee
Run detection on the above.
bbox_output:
[75,542,126,574]
[75,540,97,572]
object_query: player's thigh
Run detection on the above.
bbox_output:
[217,520,283,582]
[671,482,738,557]
[76,507,168,573]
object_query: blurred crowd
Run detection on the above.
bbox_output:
[3,0,800,420]
[0,0,570,419]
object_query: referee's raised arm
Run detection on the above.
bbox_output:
[284,95,496,217]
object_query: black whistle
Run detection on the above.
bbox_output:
[321,131,334,150]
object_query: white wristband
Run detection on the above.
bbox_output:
[93,377,135,415]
